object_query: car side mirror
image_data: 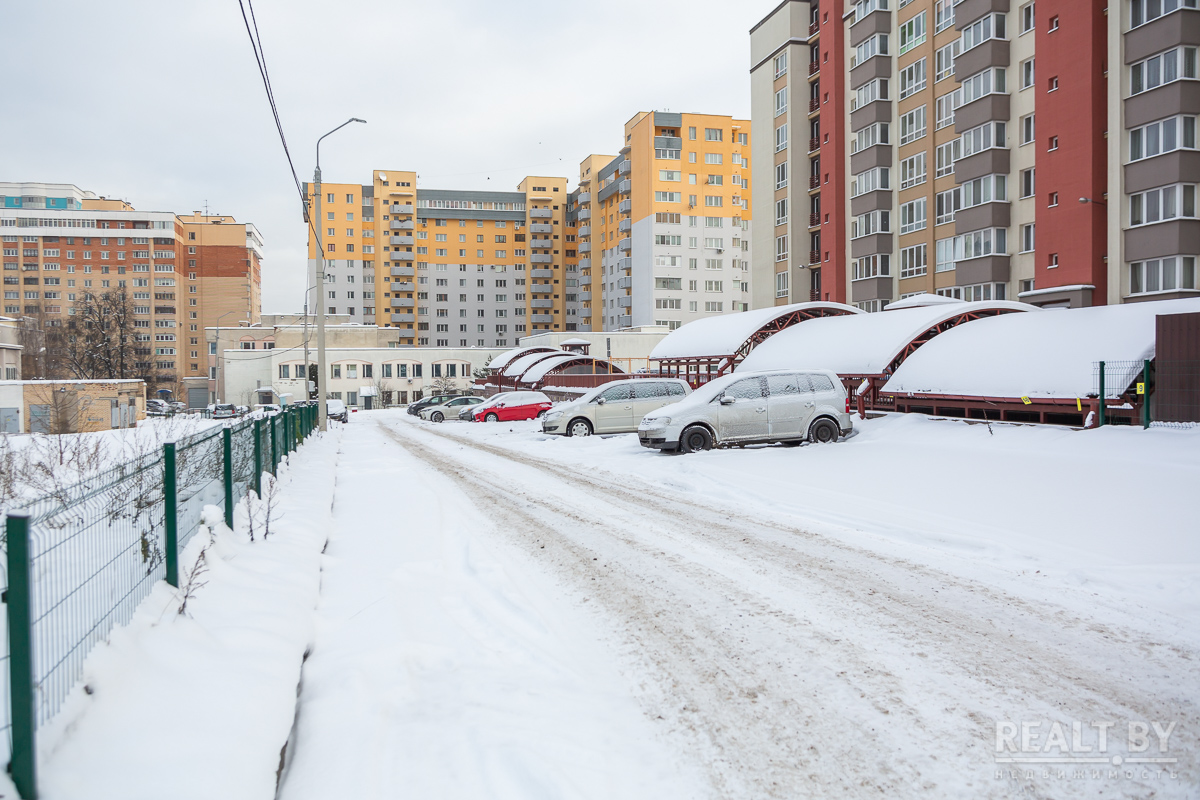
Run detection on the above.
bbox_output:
[596,397,606,405]
[720,396,736,405]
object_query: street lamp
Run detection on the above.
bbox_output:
[313,117,367,431]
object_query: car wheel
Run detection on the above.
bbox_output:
[808,418,839,444]
[432,411,444,423]
[536,409,548,419]
[567,418,593,437]
[680,425,713,453]
[485,412,499,422]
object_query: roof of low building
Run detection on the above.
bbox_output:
[650,302,861,360]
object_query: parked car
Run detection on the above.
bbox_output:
[327,398,349,423]
[145,399,171,417]
[472,391,553,422]
[407,394,457,417]
[168,401,187,414]
[542,379,691,437]
[212,403,237,420]
[420,396,484,422]
[637,369,852,453]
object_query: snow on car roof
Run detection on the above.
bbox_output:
[882,297,1200,400]
[649,302,861,360]
[517,354,594,384]
[738,301,1038,377]
[501,349,572,377]
[490,391,550,404]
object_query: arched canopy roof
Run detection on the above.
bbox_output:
[738,301,1037,377]
[650,302,862,361]
[488,346,557,372]
[882,297,1200,400]
[518,355,627,384]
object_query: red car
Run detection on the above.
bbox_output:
[473,391,553,422]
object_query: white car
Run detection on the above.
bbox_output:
[420,396,485,422]
[541,378,691,437]
[638,369,852,453]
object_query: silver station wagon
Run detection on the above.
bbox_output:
[541,378,691,437]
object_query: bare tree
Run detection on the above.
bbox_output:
[50,288,146,381]
[430,375,456,396]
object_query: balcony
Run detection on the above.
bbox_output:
[810,289,821,302]
[809,137,820,153]
[394,327,415,337]
[394,251,415,261]
[809,175,820,189]
[618,199,631,214]
[617,295,632,308]
[809,20,819,36]
[390,266,415,277]
[391,297,415,308]
[391,204,413,214]
[616,257,632,270]
[389,313,414,323]
[617,314,632,327]
[531,238,552,249]
[531,313,554,323]
[809,61,820,76]
[578,225,590,237]
[809,212,820,228]
[390,281,414,291]
[579,291,591,301]
[530,208,552,219]
[618,237,631,252]
[390,235,413,245]
[618,159,632,175]
[531,298,554,308]
[578,208,591,220]
[579,242,591,252]
[578,257,590,269]
[530,253,553,263]
[530,223,553,234]
[618,179,631,194]
[578,192,590,203]
[809,98,820,113]
[617,275,633,289]
[389,219,413,230]
[531,268,554,278]
[810,249,821,264]
[618,218,631,233]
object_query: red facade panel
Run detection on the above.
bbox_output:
[819,0,847,303]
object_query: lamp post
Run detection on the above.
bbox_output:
[313,117,366,431]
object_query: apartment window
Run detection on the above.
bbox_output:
[855,79,889,109]
[1049,191,1059,206]
[775,88,788,116]
[659,169,681,182]
[1132,0,1198,28]
[688,126,697,140]
[856,34,889,65]
[1020,2,1035,33]
[775,235,789,262]
[1013,169,1034,200]
[954,227,1007,260]
[655,148,681,160]
[900,198,927,234]
[960,174,1007,208]
[775,124,788,152]
[1130,183,1197,225]
[1130,114,1197,160]
[654,191,682,203]
[704,153,723,165]
[936,238,956,272]
[934,0,955,32]
[935,188,961,225]
[899,11,926,55]
[900,153,927,189]
[705,128,723,141]
[1048,135,1059,150]
[853,123,890,153]
[1130,47,1199,95]
[1021,59,1035,89]
[961,13,1006,52]
[960,121,1006,158]
[1130,256,1198,293]
[775,198,788,226]
[1021,113,1036,145]
[1048,75,1058,92]
[852,167,890,196]
[774,52,788,77]
[935,140,960,178]
[899,58,927,99]
[936,89,961,130]
[704,280,724,292]
[854,0,889,19]
[852,253,890,280]
[900,243,928,278]
[775,162,788,190]
[852,210,890,238]
[1020,223,1036,253]
[326,193,335,203]
[961,68,1006,105]
[899,106,927,145]
[1049,253,1059,267]
[935,41,960,82]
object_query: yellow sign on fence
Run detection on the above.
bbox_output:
[1137,382,1145,395]
[1021,396,1032,405]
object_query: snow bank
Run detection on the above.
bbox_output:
[738,300,1036,376]
[649,302,861,359]
[38,429,341,800]
[883,297,1200,399]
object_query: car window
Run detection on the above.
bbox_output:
[725,378,764,400]
[599,385,633,402]
[668,382,687,396]
[633,382,669,399]
[808,373,836,392]
[766,375,800,396]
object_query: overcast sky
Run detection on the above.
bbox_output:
[2,0,776,312]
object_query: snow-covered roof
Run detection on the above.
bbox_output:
[882,297,1200,400]
[738,301,1037,376]
[518,354,614,384]
[501,349,571,377]
[559,337,592,346]
[488,346,550,370]
[650,302,861,360]
[884,294,964,310]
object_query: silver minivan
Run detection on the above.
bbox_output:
[542,378,691,437]
[637,369,851,452]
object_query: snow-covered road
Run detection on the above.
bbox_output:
[280,411,1199,799]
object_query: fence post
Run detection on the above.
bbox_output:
[6,513,38,800]
[253,418,263,495]
[270,416,278,474]
[1143,358,1152,429]
[164,441,179,587]
[222,426,233,528]
[1097,361,1106,427]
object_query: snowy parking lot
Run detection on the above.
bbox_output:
[277,410,1198,799]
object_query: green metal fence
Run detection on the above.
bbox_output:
[2,404,318,799]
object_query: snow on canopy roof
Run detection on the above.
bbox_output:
[882,297,1200,400]
[559,337,592,346]
[488,346,554,370]
[517,354,598,383]
[501,349,572,377]
[738,301,1037,376]
[884,293,964,310]
[650,302,862,360]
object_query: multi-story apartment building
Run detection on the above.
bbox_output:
[751,0,1200,311]
[0,183,262,405]
[576,111,754,331]
[305,174,580,346]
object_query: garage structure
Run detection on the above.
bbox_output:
[486,346,629,392]
[649,302,861,388]
[881,297,1200,426]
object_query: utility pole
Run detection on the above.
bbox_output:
[313,117,366,432]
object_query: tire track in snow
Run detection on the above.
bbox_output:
[383,418,1199,799]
